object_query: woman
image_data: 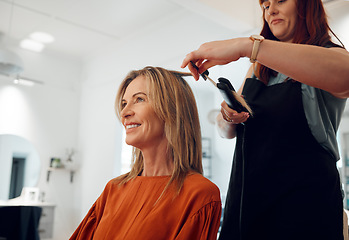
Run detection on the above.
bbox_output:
[182,0,349,239]
[70,67,221,240]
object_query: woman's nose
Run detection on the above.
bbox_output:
[267,2,279,16]
[120,104,134,119]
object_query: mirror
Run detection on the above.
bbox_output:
[0,134,40,200]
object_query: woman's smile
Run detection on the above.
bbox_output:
[125,123,141,130]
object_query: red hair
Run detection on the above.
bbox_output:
[256,0,344,84]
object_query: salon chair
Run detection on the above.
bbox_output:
[0,206,42,240]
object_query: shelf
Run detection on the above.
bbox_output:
[46,167,75,183]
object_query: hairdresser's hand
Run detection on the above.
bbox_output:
[220,101,249,124]
[181,38,251,80]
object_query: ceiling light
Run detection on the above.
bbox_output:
[20,39,45,52]
[13,76,43,86]
[13,78,34,86]
[0,47,24,75]
[29,32,55,43]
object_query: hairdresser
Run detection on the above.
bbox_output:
[182,0,349,239]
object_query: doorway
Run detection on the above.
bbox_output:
[9,157,25,199]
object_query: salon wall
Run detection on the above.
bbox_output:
[0,47,81,239]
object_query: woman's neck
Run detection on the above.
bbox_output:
[141,164,172,176]
[140,141,173,177]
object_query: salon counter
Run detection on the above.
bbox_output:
[0,201,55,239]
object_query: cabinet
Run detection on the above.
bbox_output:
[0,202,55,239]
[38,205,55,239]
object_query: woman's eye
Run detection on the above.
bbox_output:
[121,102,127,109]
[262,3,269,10]
[136,97,145,103]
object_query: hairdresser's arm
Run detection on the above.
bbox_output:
[182,38,349,98]
[256,40,349,98]
[216,66,252,139]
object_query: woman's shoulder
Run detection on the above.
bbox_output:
[105,177,122,188]
[98,178,126,197]
[182,173,221,199]
[185,172,214,183]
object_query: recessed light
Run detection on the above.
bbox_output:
[13,78,35,86]
[20,39,45,52]
[29,32,55,43]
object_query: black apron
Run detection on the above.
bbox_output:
[219,78,343,240]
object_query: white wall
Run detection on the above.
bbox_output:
[0,48,81,239]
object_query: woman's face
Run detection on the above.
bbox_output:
[120,76,166,150]
[262,0,298,42]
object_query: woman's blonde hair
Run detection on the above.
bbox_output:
[115,66,203,194]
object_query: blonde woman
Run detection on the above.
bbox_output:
[70,66,221,240]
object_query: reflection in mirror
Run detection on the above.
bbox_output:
[0,134,40,200]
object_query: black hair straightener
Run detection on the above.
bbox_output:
[190,61,253,115]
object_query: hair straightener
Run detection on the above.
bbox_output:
[190,61,253,115]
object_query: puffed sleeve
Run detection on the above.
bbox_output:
[176,200,222,240]
[69,180,113,240]
[69,202,98,240]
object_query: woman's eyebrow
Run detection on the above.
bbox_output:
[122,92,147,102]
[132,92,147,97]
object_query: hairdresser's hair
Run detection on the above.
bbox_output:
[115,66,203,194]
[256,0,345,84]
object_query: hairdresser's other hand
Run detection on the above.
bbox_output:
[220,101,249,124]
[181,38,250,80]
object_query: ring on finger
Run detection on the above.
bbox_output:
[222,110,234,123]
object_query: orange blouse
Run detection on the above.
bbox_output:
[70,173,221,240]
